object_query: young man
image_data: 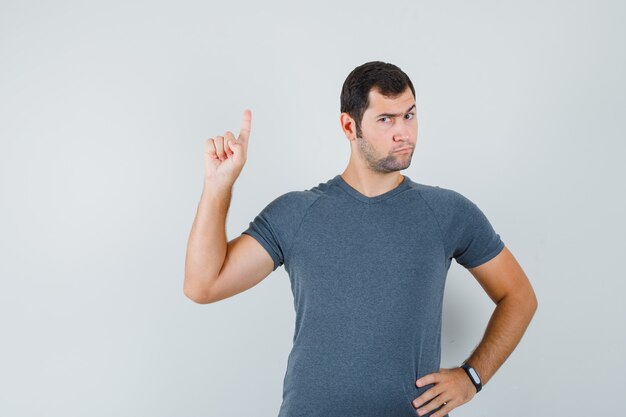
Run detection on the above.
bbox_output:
[184,61,537,417]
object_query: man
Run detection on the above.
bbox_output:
[184,61,537,417]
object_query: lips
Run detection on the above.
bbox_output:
[394,146,413,152]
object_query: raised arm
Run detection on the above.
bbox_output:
[184,109,273,303]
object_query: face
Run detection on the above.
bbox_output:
[352,87,418,173]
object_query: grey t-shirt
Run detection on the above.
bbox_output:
[241,174,505,417]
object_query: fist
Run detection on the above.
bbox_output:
[204,109,252,186]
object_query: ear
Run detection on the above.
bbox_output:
[340,112,356,140]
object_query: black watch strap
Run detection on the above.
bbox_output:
[461,363,482,393]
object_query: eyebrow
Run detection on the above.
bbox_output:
[375,104,416,118]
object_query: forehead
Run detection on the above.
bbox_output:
[364,87,415,113]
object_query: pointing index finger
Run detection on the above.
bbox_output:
[238,109,252,142]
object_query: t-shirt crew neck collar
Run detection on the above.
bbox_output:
[333,174,411,204]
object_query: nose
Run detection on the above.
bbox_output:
[394,123,411,142]
[394,115,417,143]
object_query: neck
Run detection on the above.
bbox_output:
[340,167,404,198]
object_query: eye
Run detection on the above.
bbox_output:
[379,116,391,123]
[405,113,415,120]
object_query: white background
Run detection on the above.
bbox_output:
[1,1,624,416]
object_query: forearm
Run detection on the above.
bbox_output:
[462,294,537,386]
[184,180,232,300]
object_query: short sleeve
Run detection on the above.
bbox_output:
[241,191,317,272]
[450,192,505,269]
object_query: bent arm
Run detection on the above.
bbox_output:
[462,246,538,386]
[184,181,232,303]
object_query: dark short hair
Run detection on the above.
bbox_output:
[340,61,415,137]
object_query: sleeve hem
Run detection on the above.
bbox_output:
[461,240,505,269]
[242,230,282,271]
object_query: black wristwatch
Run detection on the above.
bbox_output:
[461,363,482,393]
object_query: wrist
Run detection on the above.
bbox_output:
[203,178,232,195]
[460,363,483,393]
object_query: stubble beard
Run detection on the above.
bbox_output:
[355,131,413,173]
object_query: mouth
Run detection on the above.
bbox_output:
[393,146,413,153]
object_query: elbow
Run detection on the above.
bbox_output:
[183,276,214,304]
[184,289,211,304]
[520,288,539,318]
[500,287,538,316]
[525,283,539,313]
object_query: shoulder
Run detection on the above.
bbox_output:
[407,181,491,234]
[263,188,324,213]
[407,181,472,214]
[257,180,330,221]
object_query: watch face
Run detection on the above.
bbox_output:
[468,367,481,383]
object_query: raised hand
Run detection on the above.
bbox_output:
[204,109,252,187]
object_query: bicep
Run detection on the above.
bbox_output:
[467,245,536,306]
[204,234,275,304]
